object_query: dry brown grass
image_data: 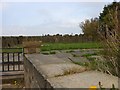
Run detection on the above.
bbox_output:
[99,5,120,76]
[54,66,87,77]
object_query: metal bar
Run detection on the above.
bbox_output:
[13,53,15,71]
[2,53,4,72]
[7,53,9,71]
[18,53,20,70]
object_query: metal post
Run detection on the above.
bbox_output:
[13,53,15,71]
[2,53,4,72]
[7,53,9,71]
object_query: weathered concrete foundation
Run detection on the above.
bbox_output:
[24,54,118,89]
[24,56,53,89]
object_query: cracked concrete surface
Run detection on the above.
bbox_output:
[25,54,118,88]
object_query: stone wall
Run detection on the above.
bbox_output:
[24,55,53,89]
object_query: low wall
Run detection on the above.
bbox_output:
[24,54,118,89]
[24,55,53,89]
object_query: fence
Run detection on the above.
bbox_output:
[0,48,23,72]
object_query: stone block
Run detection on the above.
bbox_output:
[23,41,42,54]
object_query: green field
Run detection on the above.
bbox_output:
[41,42,102,51]
[1,42,102,52]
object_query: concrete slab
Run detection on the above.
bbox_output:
[49,71,118,88]
[69,57,89,63]
[25,54,118,88]
[25,54,72,65]
[55,52,72,59]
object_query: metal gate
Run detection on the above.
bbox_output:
[1,48,24,72]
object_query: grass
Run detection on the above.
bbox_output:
[41,42,102,51]
[1,42,102,53]
[41,51,56,55]
[72,54,80,57]
[73,59,98,70]
[74,62,90,67]
[80,53,98,70]
[50,51,56,54]
[41,52,50,55]
[81,53,98,58]
[66,50,74,53]
[80,53,113,72]
[1,48,23,53]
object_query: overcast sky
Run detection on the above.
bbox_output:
[0,0,119,36]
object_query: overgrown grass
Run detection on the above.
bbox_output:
[41,51,56,55]
[80,53,99,70]
[72,54,80,57]
[81,53,97,58]
[41,42,102,51]
[66,50,74,53]
[73,62,90,67]
[50,51,56,54]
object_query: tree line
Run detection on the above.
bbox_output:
[2,34,98,48]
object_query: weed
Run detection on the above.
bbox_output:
[66,50,74,53]
[72,54,80,57]
[41,52,49,55]
[41,51,56,55]
[55,66,87,77]
[49,51,56,54]
[68,58,90,70]
[81,53,97,57]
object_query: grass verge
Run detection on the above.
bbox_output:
[41,42,102,51]
[1,48,23,53]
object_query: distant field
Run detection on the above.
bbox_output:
[41,42,102,51]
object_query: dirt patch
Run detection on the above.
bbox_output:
[2,78,24,88]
